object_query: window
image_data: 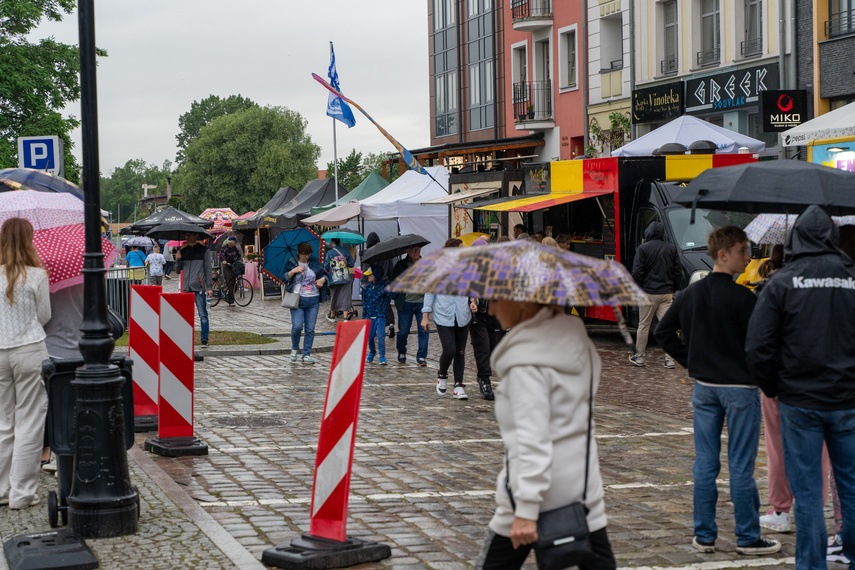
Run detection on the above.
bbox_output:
[600,14,623,72]
[433,0,457,137]
[468,0,495,131]
[558,27,577,88]
[662,1,678,73]
[827,0,855,36]
[742,0,762,56]
[699,0,720,66]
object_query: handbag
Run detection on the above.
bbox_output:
[233,260,245,275]
[505,348,597,570]
[281,270,301,309]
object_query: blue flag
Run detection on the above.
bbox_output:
[326,43,356,128]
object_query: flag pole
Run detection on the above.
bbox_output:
[331,42,339,202]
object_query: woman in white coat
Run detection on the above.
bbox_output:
[0,218,51,509]
[474,299,616,570]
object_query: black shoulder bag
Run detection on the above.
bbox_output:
[505,348,596,570]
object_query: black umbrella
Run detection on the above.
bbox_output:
[674,160,855,216]
[362,234,430,264]
[145,221,211,241]
[120,206,214,236]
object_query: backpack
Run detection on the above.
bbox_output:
[329,248,350,284]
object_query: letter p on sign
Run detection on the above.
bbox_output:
[17,136,63,176]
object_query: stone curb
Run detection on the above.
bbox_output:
[112,344,335,358]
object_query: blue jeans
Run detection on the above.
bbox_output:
[367,316,386,359]
[396,301,428,360]
[193,291,209,343]
[290,295,320,357]
[779,402,855,570]
[691,382,761,546]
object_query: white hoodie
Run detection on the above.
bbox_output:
[488,307,608,536]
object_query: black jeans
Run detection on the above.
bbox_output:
[470,315,501,379]
[435,323,470,385]
[222,264,236,303]
[476,527,616,570]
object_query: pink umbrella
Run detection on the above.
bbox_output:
[166,239,184,247]
[0,190,84,230]
[33,224,119,292]
[199,208,239,233]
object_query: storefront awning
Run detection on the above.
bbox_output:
[456,190,613,212]
[420,186,499,205]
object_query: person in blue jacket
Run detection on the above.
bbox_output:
[282,242,328,364]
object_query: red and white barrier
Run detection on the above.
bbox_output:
[129,285,162,424]
[157,292,196,439]
[309,320,369,542]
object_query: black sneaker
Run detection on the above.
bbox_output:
[388,325,395,339]
[736,538,782,556]
[200,339,208,348]
[478,377,495,401]
[397,353,406,364]
[692,537,715,553]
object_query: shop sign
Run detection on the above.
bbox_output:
[761,90,808,132]
[811,142,855,172]
[631,82,684,124]
[685,63,779,114]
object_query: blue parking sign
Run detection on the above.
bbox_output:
[17,136,64,176]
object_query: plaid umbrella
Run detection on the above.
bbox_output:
[0,190,84,230]
[745,213,855,244]
[33,224,119,292]
[0,168,84,200]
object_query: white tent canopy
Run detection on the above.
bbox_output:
[612,115,766,156]
[782,102,855,147]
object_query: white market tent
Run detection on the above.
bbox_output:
[782,102,855,147]
[612,115,766,156]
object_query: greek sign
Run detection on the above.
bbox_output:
[685,63,778,114]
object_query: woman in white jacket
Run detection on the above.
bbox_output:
[0,218,51,509]
[474,300,616,570]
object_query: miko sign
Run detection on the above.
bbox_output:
[17,136,64,176]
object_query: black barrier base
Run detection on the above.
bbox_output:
[262,534,391,569]
[144,436,208,457]
[133,415,158,433]
[3,529,98,570]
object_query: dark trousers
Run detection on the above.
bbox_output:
[476,527,616,570]
[435,323,469,385]
[222,264,236,304]
[470,316,500,379]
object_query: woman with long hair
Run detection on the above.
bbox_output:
[282,242,328,364]
[0,218,51,509]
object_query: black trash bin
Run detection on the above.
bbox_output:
[42,356,137,528]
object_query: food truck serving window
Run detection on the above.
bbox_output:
[667,209,756,250]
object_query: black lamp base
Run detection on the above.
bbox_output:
[144,436,208,457]
[262,534,391,569]
[3,529,98,570]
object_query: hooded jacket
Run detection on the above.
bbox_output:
[488,308,607,537]
[746,205,855,410]
[176,244,212,292]
[631,222,682,294]
[362,232,393,283]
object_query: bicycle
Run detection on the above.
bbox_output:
[211,268,253,307]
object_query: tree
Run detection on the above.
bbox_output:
[180,105,320,214]
[0,0,94,182]
[362,152,401,183]
[175,94,258,163]
[325,149,362,192]
[585,112,631,158]
[100,159,172,222]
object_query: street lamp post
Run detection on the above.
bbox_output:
[67,0,138,537]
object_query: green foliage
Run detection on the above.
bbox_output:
[100,159,173,222]
[175,94,258,163]
[362,152,400,183]
[0,0,97,183]
[325,149,362,192]
[180,105,320,215]
[585,112,631,158]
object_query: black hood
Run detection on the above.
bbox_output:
[644,221,665,242]
[366,232,381,248]
[784,205,839,262]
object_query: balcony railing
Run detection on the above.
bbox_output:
[741,37,762,57]
[513,80,553,122]
[660,57,678,74]
[696,47,720,67]
[511,0,552,21]
[825,9,855,37]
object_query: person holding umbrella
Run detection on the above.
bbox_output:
[282,242,328,364]
[391,244,429,366]
[175,231,213,347]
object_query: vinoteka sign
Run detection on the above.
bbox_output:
[685,63,778,114]
[631,82,684,124]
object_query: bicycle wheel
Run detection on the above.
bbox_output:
[210,278,222,307]
[234,277,254,307]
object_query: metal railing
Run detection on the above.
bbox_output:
[825,9,855,37]
[741,37,762,57]
[513,80,553,122]
[106,266,150,324]
[660,57,678,74]
[696,47,720,67]
[511,0,552,20]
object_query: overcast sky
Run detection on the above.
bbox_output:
[32,1,430,175]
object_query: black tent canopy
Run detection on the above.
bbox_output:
[267,179,346,230]
[233,186,298,231]
[119,206,214,236]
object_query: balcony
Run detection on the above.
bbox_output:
[825,9,855,37]
[696,47,720,68]
[511,0,552,32]
[513,80,554,130]
[660,57,678,75]
[740,37,762,58]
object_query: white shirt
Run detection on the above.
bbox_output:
[0,267,51,349]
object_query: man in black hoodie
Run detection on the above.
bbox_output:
[630,221,682,368]
[746,205,855,569]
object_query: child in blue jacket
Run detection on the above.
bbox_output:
[362,267,392,365]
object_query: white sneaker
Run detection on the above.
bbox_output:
[759,509,793,532]
[664,356,676,369]
[453,383,468,400]
[436,375,447,395]
[827,533,850,564]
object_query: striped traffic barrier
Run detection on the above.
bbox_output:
[129,285,161,432]
[143,292,208,457]
[262,320,391,569]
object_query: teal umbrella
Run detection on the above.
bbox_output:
[322,229,365,245]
